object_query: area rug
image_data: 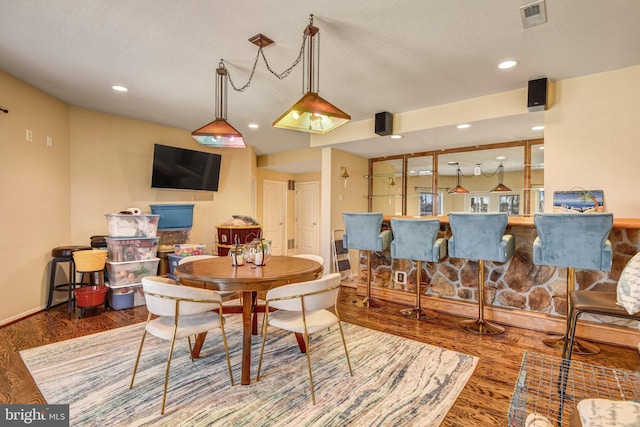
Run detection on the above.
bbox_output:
[20,317,477,426]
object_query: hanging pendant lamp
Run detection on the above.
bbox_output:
[448,165,469,194]
[192,66,246,148]
[490,162,512,192]
[273,15,350,134]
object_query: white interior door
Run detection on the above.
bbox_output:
[262,180,286,256]
[296,181,319,255]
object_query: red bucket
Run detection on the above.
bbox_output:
[74,285,108,307]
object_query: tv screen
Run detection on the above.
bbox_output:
[151,144,221,191]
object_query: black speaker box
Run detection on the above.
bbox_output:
[375,112,393,136]
[528,78,548,112]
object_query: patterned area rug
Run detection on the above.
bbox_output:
[20,317,477,426]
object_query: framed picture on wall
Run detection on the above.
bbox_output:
[553,190,604,213]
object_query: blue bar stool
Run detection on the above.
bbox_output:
[343,212,392,308]
[390,218,447,320]
[449,213,514,335]
[533,212,613,354]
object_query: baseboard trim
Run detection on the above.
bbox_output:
[354,284,640,349]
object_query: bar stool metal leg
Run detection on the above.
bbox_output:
[353,250,385,308]
[400,260,437,320]
[459,260,505,335]
[542,267,600,354]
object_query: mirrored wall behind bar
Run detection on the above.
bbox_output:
[367,139,544,216]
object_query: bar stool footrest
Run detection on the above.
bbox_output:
[353,296,385,308]
[400,307,438,320]
[459,318,505,335]
[542,334,600,355]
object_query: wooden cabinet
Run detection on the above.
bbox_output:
[215,225,262,256]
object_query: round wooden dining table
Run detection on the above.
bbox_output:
[175,255,323,385]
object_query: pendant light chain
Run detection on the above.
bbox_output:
[220,30,308,93]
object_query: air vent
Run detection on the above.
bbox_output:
[519,0,547,29]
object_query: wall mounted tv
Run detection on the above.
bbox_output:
[151,144,221,191]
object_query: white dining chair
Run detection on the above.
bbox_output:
[178,255,239,300]
[256,273,352,404]
[292,253,325,271]
[130,276,234,415]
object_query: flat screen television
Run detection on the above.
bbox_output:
[151,144,221,191]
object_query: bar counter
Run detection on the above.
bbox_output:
[351,215,640,348]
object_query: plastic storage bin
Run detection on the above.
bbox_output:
[150,204,195,230]
[174,244,206,257]
[108,290,135,310]
[157,228,191,251]
[106,237,159,262]
[105,214,160,238]
[107,283,145,309]
[106,258,160,287]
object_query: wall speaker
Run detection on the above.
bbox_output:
[375,111,393,136]
[527,78,548,112]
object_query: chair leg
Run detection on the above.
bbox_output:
[542,268,600,355]
[46,259,58,311]
[217,310,235,386]
[353,250,385,308]
[130,315,151,389]
[337,319,353,376]
[303,331,316,405]
[459,260,505,335]
[400,260,438,320]
[257,306,270,381]
[160,325,178,415]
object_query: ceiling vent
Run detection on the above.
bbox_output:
[519,0,547,29]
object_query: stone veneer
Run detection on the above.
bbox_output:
[358,224,640,323]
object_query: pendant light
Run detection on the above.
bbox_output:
[192,66,246,148]
[273,15,350,134]
[448,164,469,194]
[490,162,512,192]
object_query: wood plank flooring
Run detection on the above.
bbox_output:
[1,287,638,426]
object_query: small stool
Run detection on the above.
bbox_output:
[533,213,613,355]
[47,245,92,312]
[449,212,515,335]
[390,218,447,320]
[343,212,392,308]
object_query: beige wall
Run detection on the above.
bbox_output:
[324,148,369,275]
[545,65,640,216]
[0,71,71,323]
[0,73,254,324]
[68,107,255,253]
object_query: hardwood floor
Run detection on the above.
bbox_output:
[1,287,638,426]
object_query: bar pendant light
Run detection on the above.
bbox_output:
[449,165,469,194]
[273,15,350,134]
[490,162,512,192]
[192,66,246,148]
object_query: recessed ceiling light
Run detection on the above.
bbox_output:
[248,123,259,129]
[496,156,506,160]
[390,134,403,139]
[498,60,518,69]
[456,123,471,129]
[538,145,544,150]
[112,85,128,92]
[531,125,544,131]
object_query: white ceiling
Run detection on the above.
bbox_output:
[2,1,639,172]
